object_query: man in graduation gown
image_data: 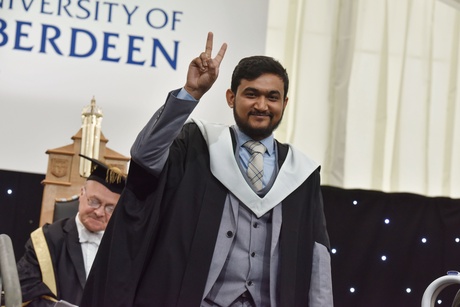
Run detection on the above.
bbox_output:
[81,32,333,307]
[13,156,126,307]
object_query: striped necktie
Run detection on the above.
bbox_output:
[243,140,267,191]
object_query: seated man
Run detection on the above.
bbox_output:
[15,155,126,307]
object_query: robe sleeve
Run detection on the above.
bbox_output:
[15,238,58,307]
[81,92,206,307]
[309,181,333,306]
[130,89,198,176]
[309,242,333,306]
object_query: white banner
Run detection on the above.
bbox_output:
[0,0,268,173]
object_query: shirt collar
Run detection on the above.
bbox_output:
[233,125,275,156]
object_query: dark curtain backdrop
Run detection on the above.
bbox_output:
[0,170,44,261]
[322,185,460,307]
[1,171,460,306]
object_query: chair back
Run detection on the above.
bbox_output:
[53,195,80,222]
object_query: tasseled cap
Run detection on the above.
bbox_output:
[79,154,126,194]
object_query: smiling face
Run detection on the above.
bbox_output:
[227,73,289,140]
[78,180,120,233]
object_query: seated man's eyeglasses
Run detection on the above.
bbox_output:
[83,187,115,215]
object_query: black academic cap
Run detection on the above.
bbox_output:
[79,154,126,194]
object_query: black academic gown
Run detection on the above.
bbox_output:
[81,121,330,307]
[16,217,86,307]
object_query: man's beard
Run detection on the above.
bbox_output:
[233,108,284,140]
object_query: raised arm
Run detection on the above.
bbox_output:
[130,32,227,175]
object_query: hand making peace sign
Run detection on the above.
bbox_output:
[184,32,227,100]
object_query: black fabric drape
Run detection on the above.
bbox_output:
[322,185,460,307]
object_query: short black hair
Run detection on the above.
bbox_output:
[230,56,289,99]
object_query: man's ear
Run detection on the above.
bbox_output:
[226,89,235,108]
[283,96,289,110]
